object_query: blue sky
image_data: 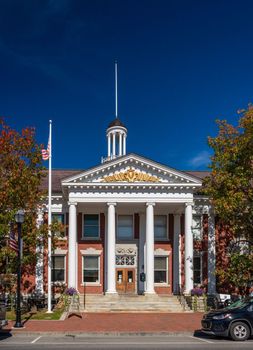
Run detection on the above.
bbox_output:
[0,0,252,170]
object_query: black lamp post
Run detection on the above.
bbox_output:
[13,209,24,328]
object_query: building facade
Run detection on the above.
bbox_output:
[36,118,216,297]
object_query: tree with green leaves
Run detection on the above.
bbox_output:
[216,253,253,295]
[204,105,253,293]
[204,105,253,241]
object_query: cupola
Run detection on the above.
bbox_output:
[106,117,127,160]
[102,61,128,163]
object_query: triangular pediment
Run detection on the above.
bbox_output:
[62,154,202,187]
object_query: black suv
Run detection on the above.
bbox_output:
[201,297,253,341]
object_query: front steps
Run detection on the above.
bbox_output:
[78,294,191,312]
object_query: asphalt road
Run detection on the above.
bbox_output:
[0,334,253,349]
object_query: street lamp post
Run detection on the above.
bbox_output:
[13,209,24,329]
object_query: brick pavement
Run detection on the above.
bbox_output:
[2,312,204,334]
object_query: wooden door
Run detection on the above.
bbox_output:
[116,268,135,294]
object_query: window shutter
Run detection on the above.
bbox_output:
[77,213,82,242]
[100,213,105,241]
[169,214,174,242]
[134,213,139,239]
[181,214,185,235]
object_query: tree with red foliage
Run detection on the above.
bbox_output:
[0,118,47,277]
[204,105,253,293]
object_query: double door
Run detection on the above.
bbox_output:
[116,268,135,294]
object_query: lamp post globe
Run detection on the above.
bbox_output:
[13,209,24,328]
[15,210,25,224]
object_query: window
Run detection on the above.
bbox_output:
[52,213,64,224]
[117,215,133,240]
[52,256,65,282]
[154,215,167,240]
[83,214,99,238]
[116,255,135,266]
[52,213,64,235]
[83,256,99,283]
[193,254,202,285]
[154,257,168,283]
[192,215,202,240]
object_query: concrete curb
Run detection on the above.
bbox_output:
[1,330,197,337]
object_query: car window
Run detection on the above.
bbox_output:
[226,299,247,309]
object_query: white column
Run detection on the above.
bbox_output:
[208,210,216,294]
[107,134,111,158]
[112,132,116,158]
[145,202,155,294]
[173,214,181,294]
[119,132,122,156]
[35,210,44,294]
[123,133,126,155]
[106,202,117,294]
[184,202,193,294]
[68,202,77,288]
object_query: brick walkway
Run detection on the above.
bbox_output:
[2,312,204,334]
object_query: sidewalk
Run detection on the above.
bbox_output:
[1,312,204,334]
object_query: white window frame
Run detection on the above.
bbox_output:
[193,251,203,286]
[117,214,134,241]
[154,256,169,286]
[51,254,66,284]
[82,255,101,286]
[154,215,168,241]
[82,214,100,240]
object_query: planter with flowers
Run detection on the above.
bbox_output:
[186,287,207,311]
[62,287,79,311]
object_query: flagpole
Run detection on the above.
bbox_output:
[115,60,118,118]
[47,120,52,313]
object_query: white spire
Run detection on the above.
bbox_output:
[115,60,118,118]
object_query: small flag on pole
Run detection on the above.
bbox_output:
[41,140,50,160]
[9,225,18,253]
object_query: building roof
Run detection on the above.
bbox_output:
[40,168,210,193]
[108,118,126,128]
[40,169,81,193]
[184,171,210,180]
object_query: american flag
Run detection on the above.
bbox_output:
[9,225,18,253]
[41,140,50,160]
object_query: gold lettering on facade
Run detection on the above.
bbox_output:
[103,168,160,183]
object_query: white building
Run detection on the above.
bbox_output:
[36,117,216,303]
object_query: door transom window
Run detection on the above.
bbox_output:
[116,255,135,266]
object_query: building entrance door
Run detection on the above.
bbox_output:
[116,268,135,294]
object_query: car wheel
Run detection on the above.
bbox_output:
[230,322,250,341]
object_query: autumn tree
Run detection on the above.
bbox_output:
[204,105,253,293]
[204,105,253,241]
[0,119,63,289]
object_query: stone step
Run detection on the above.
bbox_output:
[75,294,189,312]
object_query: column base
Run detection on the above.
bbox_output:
[144,291,156,295]
[105,291,118,295]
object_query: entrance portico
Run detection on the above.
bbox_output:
[62,153,204,296]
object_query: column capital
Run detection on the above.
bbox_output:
[146,202,156,207]
[185,202,193,208]
[68,201,77,206]
[173,213,181,218]
[107,202,117,207]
